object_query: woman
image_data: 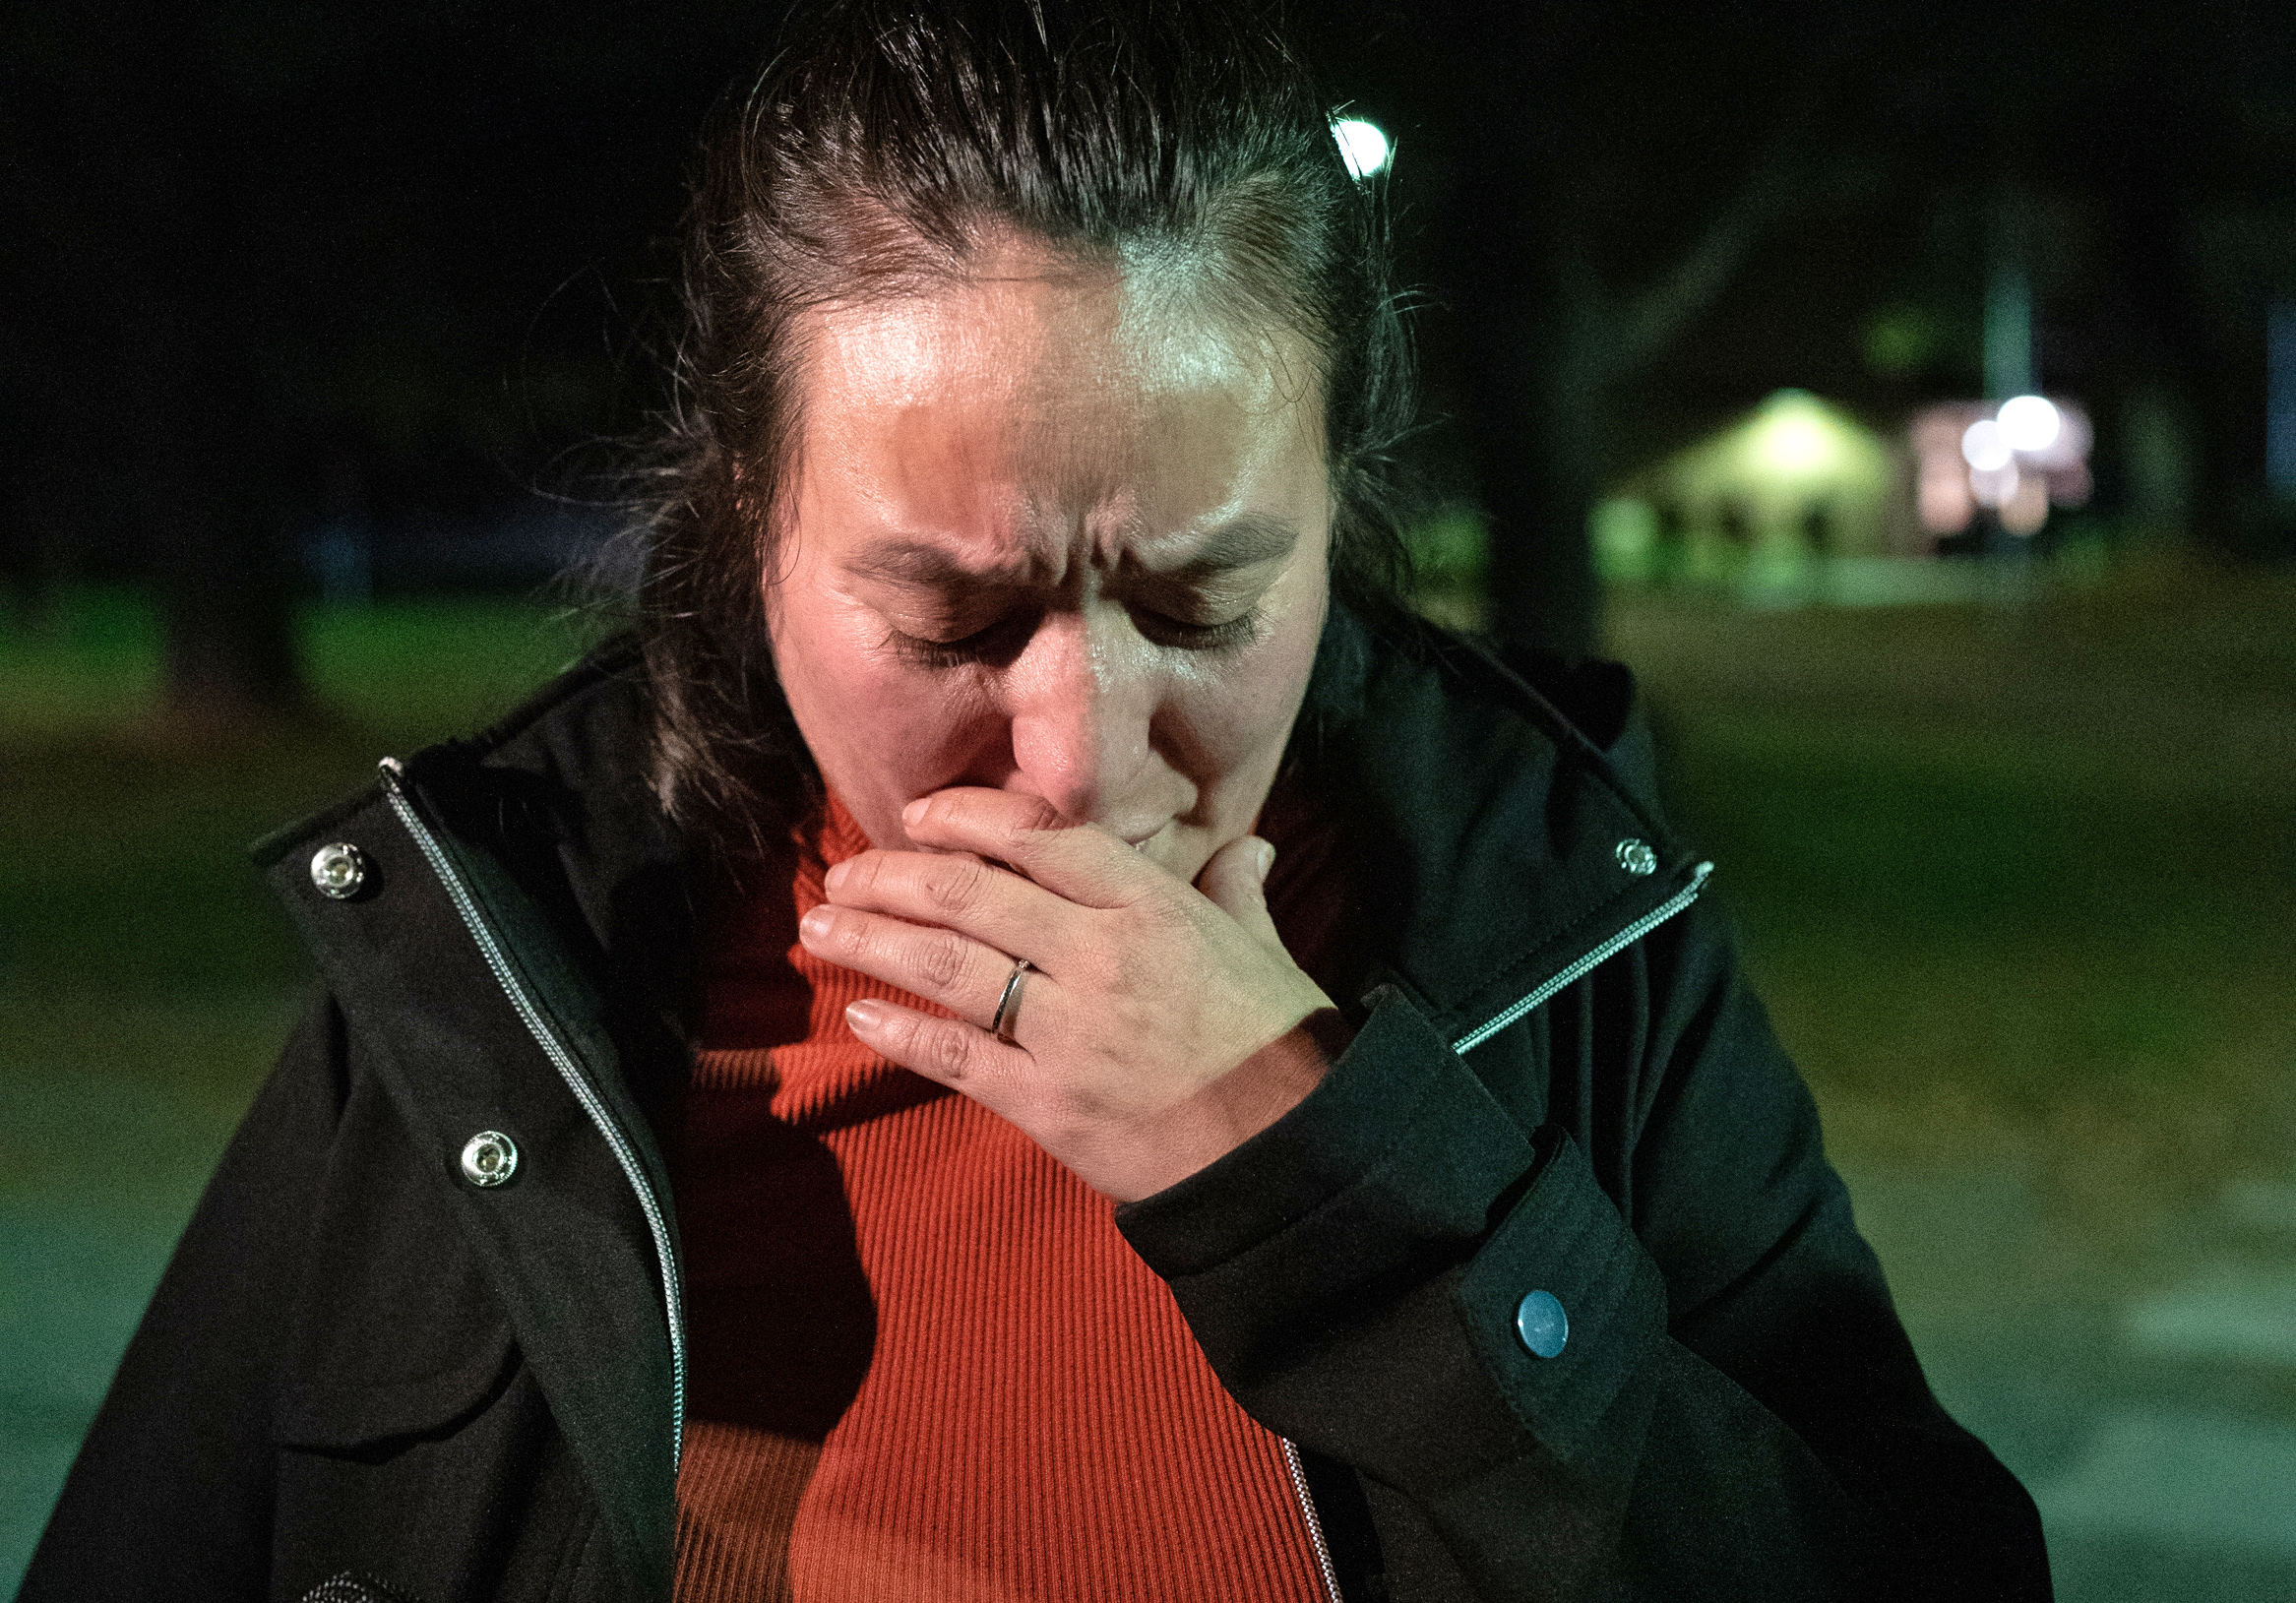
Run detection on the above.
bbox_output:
[24,2,2049,1599]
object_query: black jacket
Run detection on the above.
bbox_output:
[22,619,2050,1603]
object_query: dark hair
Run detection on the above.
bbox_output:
[636,0,1415,846]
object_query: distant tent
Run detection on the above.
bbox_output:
[1596,391,1919,598]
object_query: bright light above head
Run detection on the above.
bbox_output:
[1961,417,2012,472]
[1333,118,1391,180]
[1996,394,2062,453]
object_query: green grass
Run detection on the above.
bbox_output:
[1608,559,2296,1224]
[0,586,606,745]
[1,589,607,993]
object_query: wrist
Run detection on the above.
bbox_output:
[1096,1007,1352,1202]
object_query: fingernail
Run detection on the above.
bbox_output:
[823,859,848,893]
[901,797,929,826]
[1256,839,1276,881]
[845,999,884,1032]
[800,905,835,941]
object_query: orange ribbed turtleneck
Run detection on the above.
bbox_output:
[670,792,1343,1602]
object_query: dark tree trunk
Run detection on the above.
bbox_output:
[1415,10,1608,656]
[1448,280,1610,657]
[7,3,309,729]
[139,302,306,729]
[155,494,305,727]
[2106,175,2247,553]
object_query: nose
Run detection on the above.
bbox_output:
[1002,608,1154,826]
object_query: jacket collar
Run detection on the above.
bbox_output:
[1302,613,1704,1051]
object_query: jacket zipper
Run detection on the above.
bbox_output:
[1281,1438,1341,1603]
[378,759,689,1466]
[1449,862,1714,1056]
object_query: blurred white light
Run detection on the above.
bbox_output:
[1918,464,1974,534]
[1755,411,1834,474]
[1969,461,2018,509]
[1334,118,1391,180]
[2001,473,2050,535]
[1961,417,2012,472]
[1997,394,2062,453]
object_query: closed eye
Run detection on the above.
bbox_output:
[887,609,1035,669]
[1130,607,1262,651]
[886,600,1264,668]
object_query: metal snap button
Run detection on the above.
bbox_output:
[1614,837,1658,877]
[461,1131,519,1188]
[309,842,369,899]
[1515,1289,1569,1358]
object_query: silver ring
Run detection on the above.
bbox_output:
[988,957,1031,1041]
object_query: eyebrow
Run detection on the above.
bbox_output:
[844,541,993,589]
[845,515,1300,589]
[1156,514,1300,582]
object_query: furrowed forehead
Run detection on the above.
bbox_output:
[845,513,1301,588]
[792,249,1328,594]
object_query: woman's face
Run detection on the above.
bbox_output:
[765,247,1333,884]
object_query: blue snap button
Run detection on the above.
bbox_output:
[1514,1289,1568,1358]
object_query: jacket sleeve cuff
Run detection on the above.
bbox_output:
[1117,986,1536,1288]
[1116,988,1668,1499]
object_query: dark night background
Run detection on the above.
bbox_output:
[4,3,2294,1597]
[8,0,2296,691]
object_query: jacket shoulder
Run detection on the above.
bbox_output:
[1484,641,1638,753]
[1347,610,1666,818]
[249,632,655,872]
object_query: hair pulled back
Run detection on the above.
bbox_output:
[638,0,1414,842]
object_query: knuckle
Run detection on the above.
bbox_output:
[1002,798,1062,848]
[927,1023,976,1079]
[1089,952,1130,996]
[917,930,970,992]
[927,857,985,915]
[873,1006,919,1052]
